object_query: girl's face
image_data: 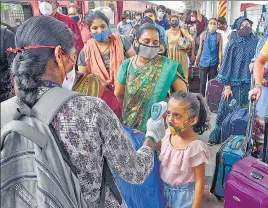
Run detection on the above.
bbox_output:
[167,98,196,127]
[89,18,109,34]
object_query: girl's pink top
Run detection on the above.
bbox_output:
[159,129,210,186]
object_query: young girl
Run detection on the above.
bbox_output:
[159,91,210,208]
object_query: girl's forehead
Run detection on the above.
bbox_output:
[168,99,188,112]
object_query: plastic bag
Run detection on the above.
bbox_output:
[113,125,165,208]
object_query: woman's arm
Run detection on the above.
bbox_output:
[254,53,267,86]
[96,99,156,184]
[194,33,203,66]
[114,82,126,104]
[77,48,88,73]
[192,163,205,208]
[172,78,187,92]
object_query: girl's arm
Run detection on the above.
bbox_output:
[192,163,205,208]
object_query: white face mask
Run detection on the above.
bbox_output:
[259,26,264,33]
[62,68,76,90]
[39,2,53,16]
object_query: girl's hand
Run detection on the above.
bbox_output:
[249,86,262,102]
[223,88,233,100]
[191,53,196,62]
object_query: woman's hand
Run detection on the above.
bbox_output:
[191,53,196,62]
[133,129,145,134]
[249,86,262,102]
[194,61,198,68]
[223,87,233,100]
[145,118,165,143]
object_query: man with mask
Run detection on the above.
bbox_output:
[117,14,133,39]
[144,8,167,46]
[38,1,83,53]
[217,17,232,55]
[131,12,142,26]
[155,5,170,30]
[68,5,91,44]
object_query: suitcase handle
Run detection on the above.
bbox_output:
[251,171,264,180]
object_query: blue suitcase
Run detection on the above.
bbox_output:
[221,104,248,143]
[210,135,246,199]
[211,96,256,199]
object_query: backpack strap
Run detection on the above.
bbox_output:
[1,120,49,150]
[31,87,81,125]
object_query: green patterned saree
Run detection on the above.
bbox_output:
[122,55,185,133]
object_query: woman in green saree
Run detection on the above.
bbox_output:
[115,24,187,133]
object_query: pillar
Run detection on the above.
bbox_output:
[206,1,213,19]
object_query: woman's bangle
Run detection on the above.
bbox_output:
[254,84,262,90]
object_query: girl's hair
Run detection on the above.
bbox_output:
[13,16,74,107]
[170,91,210,135]
[208,18,217,23]
[135,23,160,40]
[84,10,109,28]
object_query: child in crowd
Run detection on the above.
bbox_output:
[159,91,210,208]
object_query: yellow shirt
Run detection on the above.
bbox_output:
[261,40,268,56]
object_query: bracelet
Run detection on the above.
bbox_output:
[254,84,262,90]
[146,136,157,144]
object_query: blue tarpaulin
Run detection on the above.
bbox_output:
[113,125,165,208]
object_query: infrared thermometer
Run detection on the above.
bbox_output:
[151,101,168,121]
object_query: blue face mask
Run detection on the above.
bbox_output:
[91,29,110,42]
[72,16,80,23]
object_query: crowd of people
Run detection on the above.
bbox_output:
[1,1,268,208]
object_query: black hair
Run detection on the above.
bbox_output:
[157,5,166,11]
[135,23,160,40]
[133,24,141,31]
[217,16,227,25]
[191,10,197,15]
[12,16,74,108]
[122,14,128,20]
[208,18,217,23]
[144,8,156,17]
[165,8,171,15]
[141,16,154,25]
[84,10,109,28]
[135,12,142,16]
[170,91,210,135]
[69,5,82,15]
[170,15,179,20]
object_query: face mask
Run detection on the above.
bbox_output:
[170,22,179,28]
[91,29,110,42]
[62,68,76,90]
[168,119,192,135]
[218,26,224,30]
[138,43,159,60]
[39,2,53,16]
[72,16,80,23]
[191,16,196,22]
[158,12,165,19]
[237,26,252,37]
[148,16,155,22]
[259,26,264,33]
[208,25,217,32]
